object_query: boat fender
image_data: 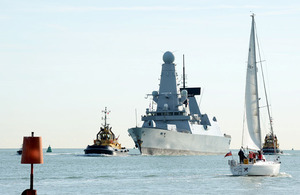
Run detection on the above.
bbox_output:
[229,160,237,166]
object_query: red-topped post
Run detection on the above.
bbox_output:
[21,132,43,195]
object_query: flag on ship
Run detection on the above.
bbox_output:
[224,151,232,157]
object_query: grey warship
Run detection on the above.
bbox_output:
[128,51,231,155]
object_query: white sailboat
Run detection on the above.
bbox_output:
[228,14,281,176]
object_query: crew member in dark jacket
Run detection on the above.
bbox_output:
[238,148,246,163]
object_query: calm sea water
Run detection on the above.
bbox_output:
[0,149,299,195]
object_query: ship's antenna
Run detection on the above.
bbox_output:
[102,107,110,127]
[183,54,186,89]
[135,109,137,127]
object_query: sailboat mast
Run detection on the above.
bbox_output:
[255,23,274,136]
[254,15,276,153]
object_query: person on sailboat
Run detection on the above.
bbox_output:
[249,151,254,163]
[257,150,264,161]
[238,148,246,163]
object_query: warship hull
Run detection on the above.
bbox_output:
[128,127,231,155]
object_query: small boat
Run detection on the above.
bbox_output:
[17,148,22,155]
[262,133,283,154]
[228,14,281,176]
[46,145,52,153]
[84,107,129,155]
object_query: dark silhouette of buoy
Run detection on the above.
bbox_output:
[21,132,43,195]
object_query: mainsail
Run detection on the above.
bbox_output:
[243,15,262,150]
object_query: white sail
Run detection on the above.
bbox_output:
[243,15,261,150]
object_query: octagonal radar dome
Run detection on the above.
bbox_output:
[163,51,175,64]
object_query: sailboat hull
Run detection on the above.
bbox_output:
[128,127,231,155]
[229,160,280,176]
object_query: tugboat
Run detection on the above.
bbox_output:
[262,133,283,154]
[84,107,129,155]
[46,145,52,153]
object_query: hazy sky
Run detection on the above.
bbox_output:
[1,1,299,150]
